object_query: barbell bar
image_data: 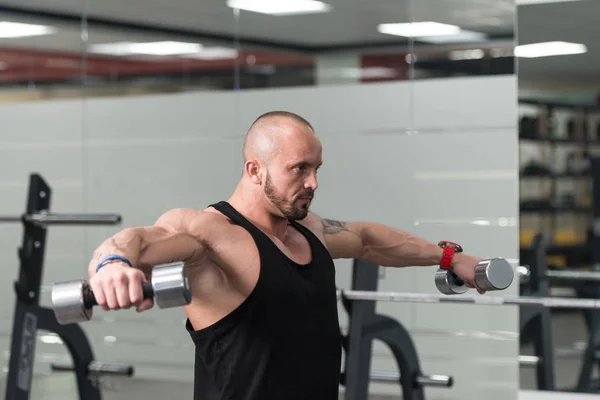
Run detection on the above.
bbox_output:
[0,212,121,226]
[51,361,134,376]
[545,270,600,282]
[518,355,540,366]
[516,266,530,277]
[368,371,452,387]
[516,267,600,283]
[337,290,600,310]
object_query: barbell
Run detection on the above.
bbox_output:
[516,266,600,283]
[337,289,600,310]
[545,269,600,282]
[0,212,121,226]
[369,371,452,387]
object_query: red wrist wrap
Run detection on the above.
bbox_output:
[438,241,463,270]
[440,246,455,270]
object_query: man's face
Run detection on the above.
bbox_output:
[262,131,322,220]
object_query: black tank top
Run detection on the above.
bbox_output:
[185,201,342,400]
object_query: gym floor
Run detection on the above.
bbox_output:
[0,312,595,400]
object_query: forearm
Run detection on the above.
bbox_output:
[359,222,443,268]
[88,226,204,276]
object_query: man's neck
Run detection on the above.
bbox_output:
[227,186,289,240]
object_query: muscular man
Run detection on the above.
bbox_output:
[87,111,484,400]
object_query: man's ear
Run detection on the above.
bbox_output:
[244,160,262,184]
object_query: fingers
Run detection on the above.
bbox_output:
[88,277,108,311]
[134,271,154,311]
[137,298,154,312]
[471,281,486,295]
[463,280,486,295]
[115,273,132,309]
[89,263,153,312]
[127,269,145,308]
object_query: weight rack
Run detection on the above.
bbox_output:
[4,173,127,400]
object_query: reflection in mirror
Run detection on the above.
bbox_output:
[407,0,515,79]
[0,1,523,398]
[83,27,218,96]
[228,0,516,90]
[517,0,600,392]
[230,0,411,88]
[232,2,518,400]
[0,0,516,100]
[81,6,240,96]
[0,8,85,103]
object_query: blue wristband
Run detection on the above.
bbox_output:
[96,255,132,272]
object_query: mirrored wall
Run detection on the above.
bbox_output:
[0,1,518,399]
[0,0,515,101]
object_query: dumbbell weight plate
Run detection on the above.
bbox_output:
[51,280,94,325]
[151,262,192,308]
[474,258,514,291]
[435,269,469,295]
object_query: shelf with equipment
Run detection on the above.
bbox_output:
[518,99,600,269]
[521,171,591,179]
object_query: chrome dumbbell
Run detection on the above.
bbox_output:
[435,258,514,295]
[51,262,192,325]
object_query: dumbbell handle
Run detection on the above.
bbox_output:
[449,272,464,286]
[82,282,154,308]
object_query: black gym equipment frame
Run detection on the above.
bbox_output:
[520,157,600,393]
[340,259,452,400]
[4,173,123,400]
[519,233,556,390]
[573,156,600,393]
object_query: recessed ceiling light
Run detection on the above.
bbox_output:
[377,22,487,43]
[449,49,486,61]
[377,22,461,37]
[183,47,239,60]
[417,31,487,44]
[515,41,587,58]
[516,0,584,5]
[0,21,55,38]
[226,0,331,15]
[89,41,203,56]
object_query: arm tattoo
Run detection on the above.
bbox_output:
[321,218,348,235]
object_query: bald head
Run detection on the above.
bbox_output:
[237,111,322,220]
[242,111,315,164]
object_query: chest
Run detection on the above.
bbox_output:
[261,231,336,305]
[225,223,320,267]
[214,223,335,296]
[268,226,313,265]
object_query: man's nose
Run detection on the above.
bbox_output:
[305,173,318,191]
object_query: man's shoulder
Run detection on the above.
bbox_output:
[298,211,323,229]
[154,207,231,231]
[297,212,326,239]
[302,211,321,222]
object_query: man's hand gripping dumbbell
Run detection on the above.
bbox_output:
[435,241,514,295]
[51,261,192,325]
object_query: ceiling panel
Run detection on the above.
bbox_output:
[0,0,598,92]
[0,0,514,46]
